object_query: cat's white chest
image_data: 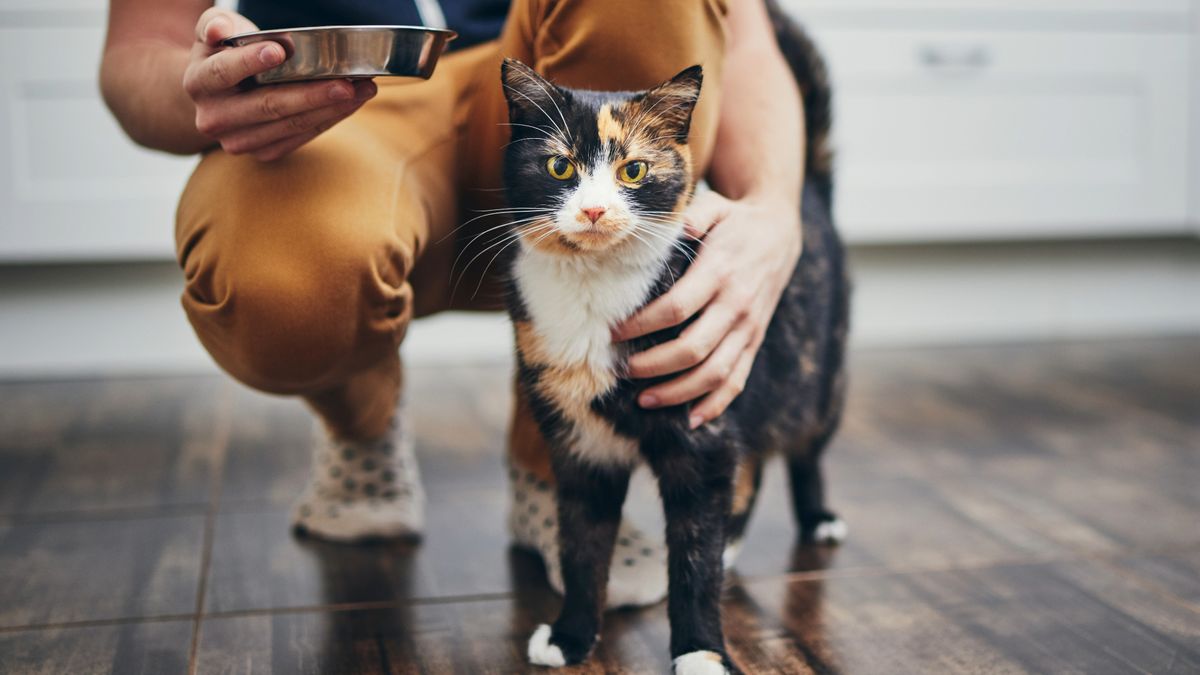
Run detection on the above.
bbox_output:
[514,249,661,374]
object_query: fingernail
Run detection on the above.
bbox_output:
[259,44,282,66]
[689,415,704,429]
[639,394,659,408]
[329,84,352,101]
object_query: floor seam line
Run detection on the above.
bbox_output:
[187,382,234,675]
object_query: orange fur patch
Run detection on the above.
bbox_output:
[597,104,622,145]
[514,320,637,466]
[731,455,761,515]
[508,383,556,483]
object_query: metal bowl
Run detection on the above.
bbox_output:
[221,26,457,85]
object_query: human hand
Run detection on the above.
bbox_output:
[613,190,802,428]
[183,8,377,161]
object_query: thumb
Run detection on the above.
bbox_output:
[196,8,259,48]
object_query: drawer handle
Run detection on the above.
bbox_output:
[919,45,992,71]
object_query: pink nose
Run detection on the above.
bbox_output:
[582,207,606,224]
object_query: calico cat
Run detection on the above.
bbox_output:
[499,8,847,674]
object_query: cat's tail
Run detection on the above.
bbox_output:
[765,0,834,205]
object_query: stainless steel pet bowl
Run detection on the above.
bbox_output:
[222,26,457,84]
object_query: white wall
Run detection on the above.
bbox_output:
[2,238,1198,378]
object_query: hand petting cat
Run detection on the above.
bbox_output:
[613,190,802,429]
[612,0,807,430]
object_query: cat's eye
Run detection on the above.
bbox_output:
[546,155,575,181]
[619,160,649,184]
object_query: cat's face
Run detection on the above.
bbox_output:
[501,60,702,256]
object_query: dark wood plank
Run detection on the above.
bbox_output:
[739,555,1200,675]
[196,597,674,674]
[206,486,585,613]
[1106,550,1200,610]
[0,515,205,628]
[0,377,226,517]
[0,620,192,675]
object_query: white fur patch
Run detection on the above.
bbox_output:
[721,539,743,569]
[813,517,848,544]
[556,167,629,235]
[515,235,674,371]
[673,650,729,675]
[527,624,566,668]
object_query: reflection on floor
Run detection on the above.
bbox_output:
[0,338,1198,673]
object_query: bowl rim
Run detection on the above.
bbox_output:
[222,24,458,46]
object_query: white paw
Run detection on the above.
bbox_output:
[527,624,566,668]
[722,539,744,569]
[673,650,729,675]
[812,517,848,544]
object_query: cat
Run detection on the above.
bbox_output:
[498,6,847,674]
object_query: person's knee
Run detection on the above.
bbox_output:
[181,219,414,396]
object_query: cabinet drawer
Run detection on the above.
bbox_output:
[814,29,1191,241]
[0,27,196,261]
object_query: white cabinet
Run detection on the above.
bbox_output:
[785,1,1196,242]
[0,25,196,262]
[819,29,1190,241]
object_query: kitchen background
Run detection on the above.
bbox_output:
[1,0,1198,377]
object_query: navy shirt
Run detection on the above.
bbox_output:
[239,0,510,51]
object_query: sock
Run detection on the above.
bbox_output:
[508,466,668,609]
[292,401,424,541]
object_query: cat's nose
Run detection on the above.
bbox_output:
[582,207,606,224]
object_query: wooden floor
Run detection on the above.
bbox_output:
[0,338,1197,674]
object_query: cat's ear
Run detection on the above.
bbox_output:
[640,65,704,142]
[501,58,568,128]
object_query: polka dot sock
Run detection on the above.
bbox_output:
[292,405,424,542]
[508,467,668,609]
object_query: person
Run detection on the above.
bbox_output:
[100,0,806,607]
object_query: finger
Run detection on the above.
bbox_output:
[220,97,365,156]
[247,112,343,162]
[626,301,739,379]
[638,325,749,409]
[186,42,285,97]
[682,190,731,240]
[687,345,757,428]
[195,7,259,46]
[196,79,361,136]
[612,260,722,341]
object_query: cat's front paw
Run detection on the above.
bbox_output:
[527,624,595,668]
[673,650,733,675]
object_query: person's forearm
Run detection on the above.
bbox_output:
[100,39,212,155]
[707,4,804,209]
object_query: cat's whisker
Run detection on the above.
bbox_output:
[502,84,572,147]
[471,224,554,299]
[434,207,556,245]
[497,122,566,148]
[506,67,573,144]
[449,216,551,285]
[451,224,548,303]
